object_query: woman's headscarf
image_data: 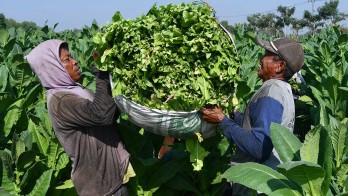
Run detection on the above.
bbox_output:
[25,39,94,104]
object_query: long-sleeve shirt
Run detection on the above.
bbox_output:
[220,79,295,168]
[48,73,129,196]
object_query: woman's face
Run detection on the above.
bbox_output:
[60,47,81,82]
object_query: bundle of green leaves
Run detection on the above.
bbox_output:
[93,2,240,111]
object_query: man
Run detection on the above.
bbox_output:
[200,37,304,195]
[26,40,134,196]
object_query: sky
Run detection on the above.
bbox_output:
[1,0,348,32]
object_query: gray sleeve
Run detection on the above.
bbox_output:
[54,75,118,128]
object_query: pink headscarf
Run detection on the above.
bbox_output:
[25,39,94,104]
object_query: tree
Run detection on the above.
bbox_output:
[302,10,323,35]
[5,18,18,29]
[220,20,233,34]
[247,13,279,36]
[291,18,307,37]
[275,6,296,36]
[317,0,348,25]
[19,21,39,31]
[0,13,6,29]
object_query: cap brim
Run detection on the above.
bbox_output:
[256,38,278,54]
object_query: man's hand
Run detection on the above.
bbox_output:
[200,105,225,123]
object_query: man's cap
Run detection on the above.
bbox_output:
[256,37,304,74]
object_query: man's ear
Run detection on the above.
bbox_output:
[276,61,286,73]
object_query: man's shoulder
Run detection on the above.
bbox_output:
[264,79,289,88]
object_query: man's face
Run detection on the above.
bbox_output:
[60,47,81,82]
[257,51,282,81]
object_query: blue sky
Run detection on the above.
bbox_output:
[1,0,347,32]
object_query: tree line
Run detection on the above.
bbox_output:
[1,1,348,37]
[224,0,348,37]
[0,13,40,31]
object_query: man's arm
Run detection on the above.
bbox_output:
[220,97,283,162]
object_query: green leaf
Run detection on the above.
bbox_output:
[28,119,48,156]
[320,41,332,65]
[277,161,325,196]
[300,126,321,163]
[55,179,74,189]
[55,150,69,171]
[14,138,26,165]
[317,126,332,195]
[28,169,53,196]
[0,66,8,92]
[222,162,302,196]
[298,95,313,104]
[197,77,210,101]
[336,164,348,188]
[16,150,36,171]
[164,174,198,193]
[18,161,48,191]
[2,98,24,137]
[270,123,302,162]
[47,140,59,169]
[185,139,209,171]
[20,130,33,150]
[0,150,18,195]
[333,119,348,168]
[22,83,42,108]
[146,158,186,188]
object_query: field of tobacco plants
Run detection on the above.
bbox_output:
[0,3,347,196]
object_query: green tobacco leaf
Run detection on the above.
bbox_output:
[320,41,332,65]
[317,126,332,195]
[332,119,348,168]
[55,149,69,171]
[16,150,36,171]
[337,164,348,188]
[300,126,321,163]
[28,169,53,196]
[0,66,8,92]
[22,83,42,108]
[55,179,74,189]
[146,158,186,188]
[298,95,313,105]
[319,105,329,126]
[0,150,18,195]
[222,162,302,196]
[28,119,48,156]
[2,98,24,137]
[270,123,302,162]
[20,130,33,150]
[34,107,53,135]
[324,77,338,105]
[197,77,210,101]
[164,174,198,193]
[185,139,209,171]
[277,161,325,196]
[47,140,59,169]
[14,138,26,165]
[94,2,239,111]
[309,86,329,126]
[18,161,48,191]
